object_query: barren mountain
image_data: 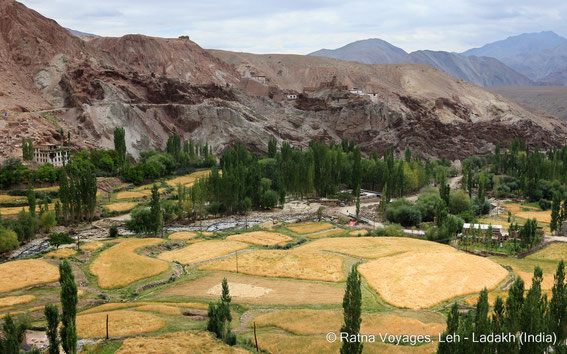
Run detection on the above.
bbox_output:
[488,86,567,120]
[0,0,566,162]
[308,38,532,87]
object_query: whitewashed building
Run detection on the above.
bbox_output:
[34,144,70,167]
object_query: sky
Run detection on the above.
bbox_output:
[19,0,567,54]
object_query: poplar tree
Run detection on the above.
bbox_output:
[149,184,163,237]
[59,260,77,354]
[341,266,363,354]
[268,137,277,158]
[551,192,561,234]
[113,127,127,166]
[27,184,36,218]
[44,304,60,354]
[549,260,567,352]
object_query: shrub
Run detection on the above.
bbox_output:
[373,224,405,237]
[109,225,118,237]
[0,227,19,252]
[472,197,491,216]
[40,212,57,231]
[386,205,421,227]
[449,190,471,215]
[49,232,74,248]
[125,207,153,234]
[416,194,443,222]
[538,199,551,211]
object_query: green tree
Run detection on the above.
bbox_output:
[437,303,459,354]
[340,265,363,354]
[44,304,60,354]
[149,184,163,237]
[113,127,127,166]
[551,192,562,234]
[268,137,278,158]
[59,260,78,354]
[27,184,36,218]
[549,260,567,352]
[1,314,21,354]
[0,227,19,252]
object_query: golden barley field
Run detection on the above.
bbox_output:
[81,241,105,251]
[464,290,552,307]
[81,301,208,315]
[226,231,292,246]
[504,203,539,214]
[359,251,508,309]
[158,240,248,264]
[253,309,445,336]
[295,236,454,259]
[249,332,438,354]
[349,229,370,236]
[0,194,25,203]
[307,228,345,239]
[0,259,59,293]
[528,243,567,262]
[490,256,558,290]
[90,238,169,289]
[166,170,212,188]
[0,295,35,307]
[135,304,181,315]
[200,250,344,281]
[77,310,165,338]
[34,186,59,192]
[44,248,77,258]
[168,231,198,240]
[116,191,147,200]
[515,210,551,223]
[0,203,54,216]
[104,202,138,212]
[116,331,248,354]
[201,231,214,236]
[286,222,335,234]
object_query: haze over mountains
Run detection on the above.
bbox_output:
[1,0,566,163]
[310,32,567,87]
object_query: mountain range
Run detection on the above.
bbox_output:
[0,0,566,163]
[310,32,567,87]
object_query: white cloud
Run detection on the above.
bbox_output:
[19,0,567,54]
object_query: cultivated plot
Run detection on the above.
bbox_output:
[160,273,344,305]
[286,222,335,234]
[359,251,508,309]
[226,231,292,246]
[90,238,169,289]
[44,248,77,258]
[295,236,454,259]
[200,250,344,281]
[168,231,198,240]
[0,259,59,293]
[158,240,248,264]
[77,310,165,338]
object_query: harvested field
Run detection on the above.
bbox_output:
[90,238,169,289]
[295,237,454,258]
[166,170,212,188]
[168,231,198,240]
[528,243,567,262]
[136,304,181,315]
[104,202,138,212]
[226,231,292,246]
[116,331,248,354]
[0,295,35,307]
[359,251,508,309]
[286,222,334,234]
[158,240,248,264]
[251,332,438,354]
[77,310,164,338]
[0,259,59,293]
[207,282,272,298]
[116,191,147,200]
[200,250,344,281]
[44,248,77,258]
[161,273,344,305]
[81,241,105,251]
[307,228,345,239]
[253,309,445,336]
[349,229,370,236]
[515,210,551,223]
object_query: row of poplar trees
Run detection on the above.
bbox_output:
[56,158,98,223]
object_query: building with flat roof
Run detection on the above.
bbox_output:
[34,144,70,167]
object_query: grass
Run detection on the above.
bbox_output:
[44,248,77,258]
[0,259,59,293]
[200,250,344,281]
[158,240,248,264]
[81,241,105,251]
[359,251,508,309]
[168,232,198,240]
[160,273,344,305]
[0,295,35,307]
[286,222,335,234]
[104,202,139,212]
[226,231,293,246]
[115,331,248,354]
[294,236,454,259]
[77,310,165,338]
[527,243,567,262]
[252,309,445,336]
[490,255,559,290]
[90,238,169,289]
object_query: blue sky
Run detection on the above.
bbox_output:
[20,0,567,54]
